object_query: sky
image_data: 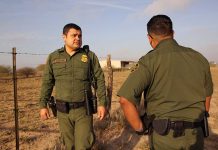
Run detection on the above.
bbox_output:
[0,0,218,68]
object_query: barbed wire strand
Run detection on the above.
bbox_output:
[0,51,48,55]
[0,52,12,54]
[0,51,129,60]
[16,52,48,55]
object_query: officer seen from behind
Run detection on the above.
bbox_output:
[118,15,213,150]
[39,23,107,150]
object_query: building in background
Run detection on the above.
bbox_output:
[99,59,136,70]
[210,61,217,67]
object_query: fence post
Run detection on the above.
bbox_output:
[106,54,113,111]
[12,47,19,150]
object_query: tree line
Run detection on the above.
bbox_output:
[0,64,45,78]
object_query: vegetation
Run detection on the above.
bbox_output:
[0,65,11,74]
[17,67,36,77]
[1,69,218,149]
[36,64,45,72]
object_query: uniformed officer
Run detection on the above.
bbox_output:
[39,23,107,150]
[118,15,213,150]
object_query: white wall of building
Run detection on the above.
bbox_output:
[99,60,121,69]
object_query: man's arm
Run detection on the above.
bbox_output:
[91,52,107,120]
[204,61,213,112]
[205,96,212,112]
[119,97,143,131]
[39,54,55,120]
[117,59,151,131]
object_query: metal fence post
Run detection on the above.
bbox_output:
[12,47,19,150]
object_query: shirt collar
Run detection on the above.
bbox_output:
[58,46,83,54]
[155,38,178,49]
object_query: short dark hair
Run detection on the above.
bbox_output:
[63,23,81,35]
[147,15,173,36]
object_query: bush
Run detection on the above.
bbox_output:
[0,65,11,74]
[17,67,36,77]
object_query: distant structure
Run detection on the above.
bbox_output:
[99,59,136,70]
[209,61,217,67]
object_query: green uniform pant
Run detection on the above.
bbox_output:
[149,127,204,150]
[57,107,94,150]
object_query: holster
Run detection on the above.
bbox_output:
[47,96,57,117]
[84,89,97,116]
[170,121,185,138]
[138,113,155,135]
[201,111,209,137]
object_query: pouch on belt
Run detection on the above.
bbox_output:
[152,119,170,136]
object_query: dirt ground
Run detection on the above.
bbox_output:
[0,67,217,150]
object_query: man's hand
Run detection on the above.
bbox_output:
[97,106,106,120]
[40,108,50,120]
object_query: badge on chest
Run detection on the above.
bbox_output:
[81,54,88,63]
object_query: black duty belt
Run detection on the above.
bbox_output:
[56,99,85,110]
[170,121,201,129]
[170,121,202,138]
[152,119,202,137]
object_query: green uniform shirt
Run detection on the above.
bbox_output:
[118,39,213,122]
[39,47,106,108]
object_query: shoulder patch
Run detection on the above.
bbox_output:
[130,63,139,72]
[83,45,90,53]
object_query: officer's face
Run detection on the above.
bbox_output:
[63,28,82,51]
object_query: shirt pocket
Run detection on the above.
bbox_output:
[52,63,66,77]
[74,67,89,81]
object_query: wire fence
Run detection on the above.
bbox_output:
[0,51,48,55]
[0,48,117,150]
[0,50,128,62]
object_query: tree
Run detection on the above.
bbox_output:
[17,67,36,77]
[0,65,11,74]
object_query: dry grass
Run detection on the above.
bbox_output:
[0,68,218,150]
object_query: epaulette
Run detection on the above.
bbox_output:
[83,45,90,54]
[130,63,139,72]
[57,47,64,53]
